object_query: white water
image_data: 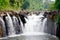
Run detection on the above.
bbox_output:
[24,13,45,32]
[0,12,57,36]
[0,12,58,40]
[5,13,15,35]
[0,17,6,36]
[18,17,24,33]
[24,12,57,35]
[12,16,21,34]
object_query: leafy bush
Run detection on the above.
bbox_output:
[56,14,60,25]
[55,0,60,10]
[0,0,44,11]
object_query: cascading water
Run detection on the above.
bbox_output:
[43,18,48,33]
[24,12,57,35]
[47,17,57,35]
[5,13,15,35]
[12,16,21,34]
[18,17,24,33]
[24,12,45,32]
[0,17,6,37]
[0,12,58,40]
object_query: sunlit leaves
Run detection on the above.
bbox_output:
[27,0,43,10]
[0,0,25,10]
[0,0,44,11]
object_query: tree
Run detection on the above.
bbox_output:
[55,0,60,38]
[25,0,43,10]
[0,0,25,10]
[55,0,60,10]
[21,1,29,9]
[48,2,56,10]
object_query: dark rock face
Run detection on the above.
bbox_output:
[56,25,60,39]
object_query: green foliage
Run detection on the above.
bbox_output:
[48,2,56,10]
[0,0,10,10]
[27,0,43,10]
[21,1,29,9]
[43,0,50,9]
[56,14,60,25]
[0,0,24,11]
[0,0,44,11]
[55,0,60,10]
[9,0,15,6]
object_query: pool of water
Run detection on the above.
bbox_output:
[0,32,59,40]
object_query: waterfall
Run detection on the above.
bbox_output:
[0,17,6,37]
[5,13,15,35]
[24,13,45,32]
[43,18,48,33]
[24,12,57,35]
[18,16,24,33]
[47,17,57,35]
[12,15,24,34]
[12,16,21,34]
